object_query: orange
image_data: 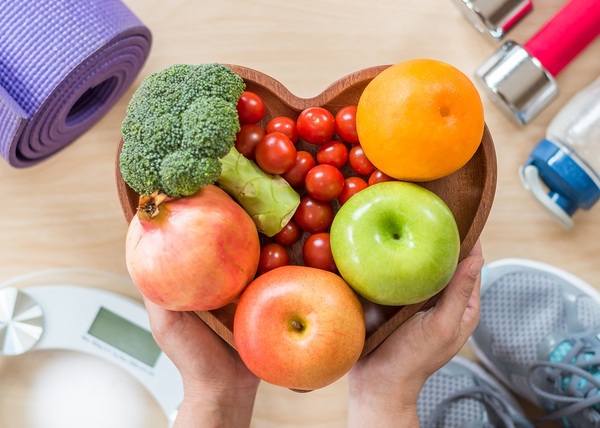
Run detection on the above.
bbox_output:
[356,59,484,181]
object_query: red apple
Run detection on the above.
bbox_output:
[233,265,366,391]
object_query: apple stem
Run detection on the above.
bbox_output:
[291,320,304,332]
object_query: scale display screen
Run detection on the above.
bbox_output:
[88,307,162,367]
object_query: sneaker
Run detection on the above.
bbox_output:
[417,355,533,427]
[470,258,600,427]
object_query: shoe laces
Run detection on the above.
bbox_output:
[426,385,520,428]
[528,334,600,426]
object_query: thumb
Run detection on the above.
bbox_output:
[433,241,483,327]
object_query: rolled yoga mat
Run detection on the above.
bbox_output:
[0,0,152,168]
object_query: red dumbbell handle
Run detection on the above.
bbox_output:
[524,0,600,76]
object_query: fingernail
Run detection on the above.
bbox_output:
[468,258,485,279]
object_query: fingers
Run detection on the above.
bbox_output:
[467,239,483,276]
[143,296,182,338]
[431,240,484,331]
[143,297,213,353]
[462,267,481,331]
[462,241,483,330]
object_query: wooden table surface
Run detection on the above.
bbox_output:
[1,0,598,426]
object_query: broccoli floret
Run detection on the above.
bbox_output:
[125,63,245,122]
[181,97,240,159]
[182,63,247,105]
[120,63,244,197]
[160,150,222,198]
[119,62,301,236]
[119,138,162,196]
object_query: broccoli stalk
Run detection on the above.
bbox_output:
[119,63,300,236]
[218,147,300,236]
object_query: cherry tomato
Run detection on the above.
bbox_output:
[266,116,299,144]
[305,164,345,202]
[335,105,359,144]
[316,141,349,168]
[235,124,265,160]
[296,107,335,145]
[274,219,302,247]
[368,169,396,185]
[255,132,297,175]
[257,243,290,275]
[281,151,316,188]
[349,144,376,176]
[293,196,335,233]
[236,91,266,125]
[338,176,368,205]
[302,233,337,273]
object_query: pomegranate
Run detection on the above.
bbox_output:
[126,185,260,311]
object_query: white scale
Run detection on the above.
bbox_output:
[0,269,183,427]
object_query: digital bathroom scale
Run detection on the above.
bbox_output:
[0,269,183,427]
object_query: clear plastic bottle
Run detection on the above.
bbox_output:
[520,76,600,229]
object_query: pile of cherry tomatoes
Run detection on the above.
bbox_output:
[236,90,395,276]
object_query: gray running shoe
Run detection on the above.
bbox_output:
[471,258,600,427]
[417,355,533,427]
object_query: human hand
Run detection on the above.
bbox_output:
[347,240,484,427]
[144,300,260,428]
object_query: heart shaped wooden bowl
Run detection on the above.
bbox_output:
[115,64,497,360]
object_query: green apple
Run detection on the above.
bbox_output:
[330,181,460,306]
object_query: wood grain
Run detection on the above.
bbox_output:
[115,64,497,361]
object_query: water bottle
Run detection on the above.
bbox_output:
[520,77,600,229]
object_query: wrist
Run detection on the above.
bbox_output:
[347,376,422,427]
[174,382,258,428]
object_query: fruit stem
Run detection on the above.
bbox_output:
[137,191,168,222]
[291,319,304,332]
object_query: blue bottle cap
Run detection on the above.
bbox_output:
[520,139,600,229]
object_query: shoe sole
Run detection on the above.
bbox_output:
[468,257,600,402]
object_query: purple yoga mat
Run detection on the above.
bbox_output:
[0,0,152,168]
